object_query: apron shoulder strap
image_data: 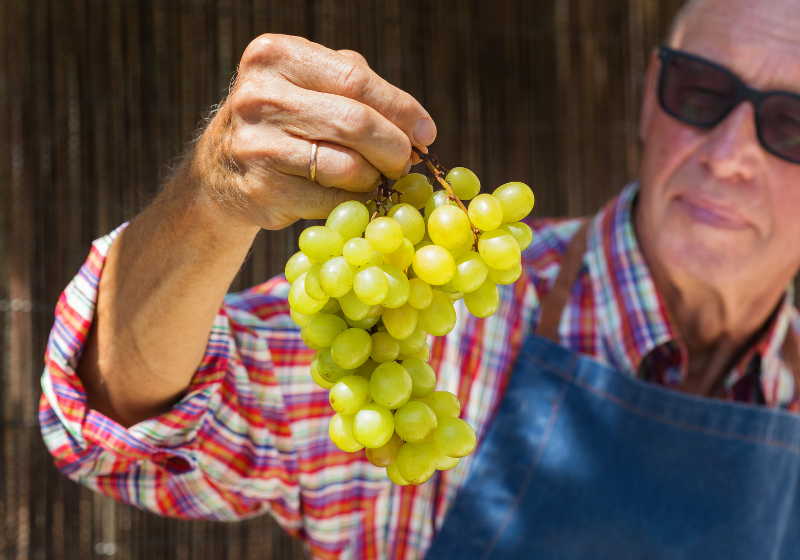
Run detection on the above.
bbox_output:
[780,328,800,399]
[535,220,590,342]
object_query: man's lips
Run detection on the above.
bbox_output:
[675,194,752,230]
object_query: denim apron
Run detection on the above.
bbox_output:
[426,223,800,560]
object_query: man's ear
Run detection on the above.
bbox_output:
[639,47,662,144]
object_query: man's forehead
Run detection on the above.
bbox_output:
[673,0,800,92]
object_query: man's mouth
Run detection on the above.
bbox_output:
[675,194,752,230]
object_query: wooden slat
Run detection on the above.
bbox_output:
[1,0,699,557]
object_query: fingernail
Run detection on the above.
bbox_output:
[414,118,436,145]
[402,159,412,176]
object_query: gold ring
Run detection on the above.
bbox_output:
[309,140,318,182]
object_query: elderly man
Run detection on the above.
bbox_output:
[40,0,800,558]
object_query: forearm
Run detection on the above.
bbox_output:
[79,139,260,428]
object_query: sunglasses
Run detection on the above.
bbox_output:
[658,46,800,164]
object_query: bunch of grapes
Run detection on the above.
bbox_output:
[286,148,534,486]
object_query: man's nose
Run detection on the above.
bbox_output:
[698,101,763,182]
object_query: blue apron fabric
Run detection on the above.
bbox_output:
[425,330,800,560]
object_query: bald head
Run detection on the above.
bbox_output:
[668,0,800,50]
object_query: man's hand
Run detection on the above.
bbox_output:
[196,34,436,230]
[77,35,436,427]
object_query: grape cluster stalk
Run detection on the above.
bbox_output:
[286,150,535,486]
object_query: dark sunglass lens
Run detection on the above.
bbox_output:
[760,94,800,163]
[660,54,738,126]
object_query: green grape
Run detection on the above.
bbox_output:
[357,251,384,271]
[419,391,461,420]
[304,262,327,301]
[448,234,474,260]
[400,342,430,361]
[382,303,419,340]
[492,182,535,222]
[407,278,433,310]
[383,238,415,271]
[325,200,370,241]
[365,217,404,254]
[354,266,389,306]
[427,206,471,251]
[434,448,460,470]
[423,190,458,222]
[418,290,457,336]
[478,229,521,270]
[445,167,481,200]
[380,264,410,309]
[310,356,334,389]
[290,308,318,327]
[319,256,356,298]
[396,324,426,355]
[400,357,437,398]
[365,304,385,318]
[317,347,355,383]
[432,417,476,458]
[388,203,426,244]
[289,273,329,314]
[331,328,373,369]
[352,403,395,448]
[299,226,344,263]
[339,289,370,320]
[369,362,413,409]
[463,279,499,318]
[329,374,372,415]
[412,245,455,285]
[366,432,404,467]
[345,315,380,329]
[450,251,489,293]
[396,441,437,485]
[329,413,363,452]
[487,262,522,285]
[386,462,409,486]
[305,313,348,348]
[498,221,533,251]
[320,298,341,315]
[343,237,374,267]
[414,239,433,253]
[301,327,325,350]
[394,401,437,443]
[393,173,433,209]
[438,281,464,302]
[285,251,313,284]
[370,331,400,363]
[354,358,379,380]
[467,193,504,232]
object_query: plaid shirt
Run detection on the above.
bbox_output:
[39,182,800,560]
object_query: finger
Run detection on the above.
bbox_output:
[245,36,437,147]
[249,174,377,228]
[337,49,369,68]
[270,137,381,192]
[233,81,412,178]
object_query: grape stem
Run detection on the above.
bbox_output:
[371,175,401,221]
[412,146,480,249]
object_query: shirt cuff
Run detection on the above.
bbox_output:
[39,224,230,476]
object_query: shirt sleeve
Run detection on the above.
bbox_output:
[38,226,304,528]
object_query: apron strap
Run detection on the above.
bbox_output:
[532,217,800,399]
[781,329,800,398]
[535,220,589,342]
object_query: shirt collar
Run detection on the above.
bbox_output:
[585,182,796,406]
[585,181,682,376]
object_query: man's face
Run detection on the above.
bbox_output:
[637,0,800,297]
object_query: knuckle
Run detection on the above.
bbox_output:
[241,34,290,68]
[337,62,372,99]
[339,103,374,140]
